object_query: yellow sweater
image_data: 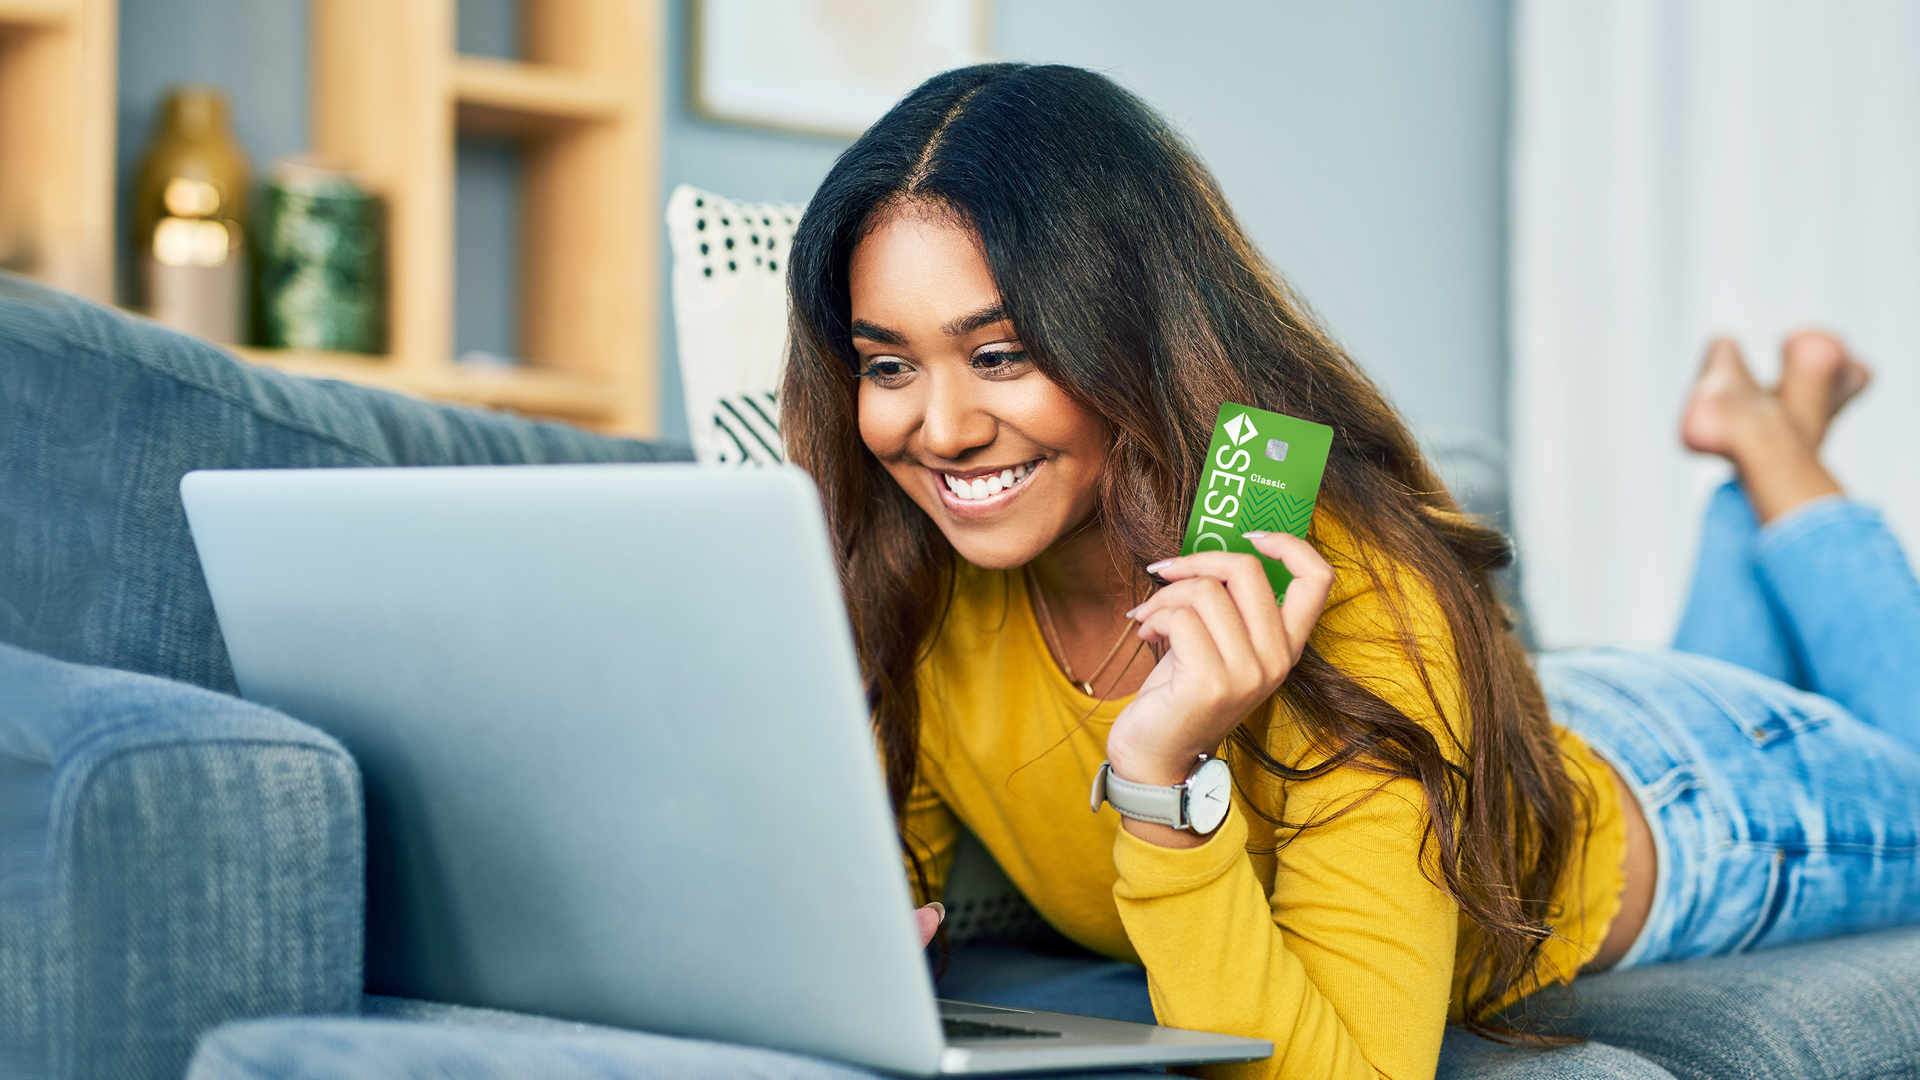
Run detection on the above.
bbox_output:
[903,523,1625,1080]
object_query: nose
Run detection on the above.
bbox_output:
[919,369,996,461]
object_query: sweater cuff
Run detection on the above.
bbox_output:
[1112,800,1250,898]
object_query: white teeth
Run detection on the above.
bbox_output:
[942,462,1039,501]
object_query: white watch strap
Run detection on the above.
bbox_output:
[1089,761,1187,828]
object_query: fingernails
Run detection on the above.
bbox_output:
[930,902,945,922]
[1123,606,1141,620]
[1145,558,1174,574]
[1242,531,1270,539]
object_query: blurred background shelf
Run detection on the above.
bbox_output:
[0,0,74,27]
[235,345,627,427]
[306,0,664,436]
[3,0,662,436]
[452,55,622,135]
[0,0,115,302]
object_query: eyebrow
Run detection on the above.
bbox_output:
[848,319,907,346]
[943,304,1009,338]
[848,304,1011,348]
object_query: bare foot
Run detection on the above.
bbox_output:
[1776,330,1870,449]
[1681,338,1781,457]
[1679,336,1845,524]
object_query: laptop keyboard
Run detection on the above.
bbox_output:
[943,1018,1064,1041]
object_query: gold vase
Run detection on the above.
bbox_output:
[133,86,251,343]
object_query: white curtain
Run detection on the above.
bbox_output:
[1510,0,1920,650]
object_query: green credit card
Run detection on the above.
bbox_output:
[1180,402,1334,598]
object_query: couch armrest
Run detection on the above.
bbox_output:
[1,643,364,1080]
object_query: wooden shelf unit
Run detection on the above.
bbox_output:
[244,0,665,435]
[231,345,621,422]
[0,0,115,303]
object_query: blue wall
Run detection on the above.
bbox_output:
[117,0,1508,451]
[1002,1,1512,453]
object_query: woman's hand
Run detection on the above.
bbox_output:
[914,902,945,948]
[1105,532,1333,844]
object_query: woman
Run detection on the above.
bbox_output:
[780,63,1920,1080]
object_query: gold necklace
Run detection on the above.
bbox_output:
[1024,566,1138,698]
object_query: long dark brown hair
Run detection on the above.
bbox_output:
[781,63,1584,1032]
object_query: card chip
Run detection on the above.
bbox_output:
[1265,439,1289,462]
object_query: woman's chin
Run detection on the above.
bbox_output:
[940,529,1049,571]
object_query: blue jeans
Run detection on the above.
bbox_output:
[1545,484,1920,966]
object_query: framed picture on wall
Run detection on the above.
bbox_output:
[694,0,992,137]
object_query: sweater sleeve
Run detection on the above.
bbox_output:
[1111,767,1457,1080]
[1111,525,1468,1080]
[901,763,963,907]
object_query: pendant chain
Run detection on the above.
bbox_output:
[1025,566,1138,698]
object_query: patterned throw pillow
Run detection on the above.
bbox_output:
[666,184,802,466]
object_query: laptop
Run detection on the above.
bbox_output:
[181,463,1271,1076]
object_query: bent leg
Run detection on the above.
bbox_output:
[1754,499,1920,746]
[1671,483,1807,689]
[1542,648,1920,967]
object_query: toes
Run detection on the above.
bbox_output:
[1837,359,1873,407]
[1682,338,1766,456]
[1776,329,1870,447]
[1782,328,1869,407]
[1702,337,1757,387]
[1783,329,1846,373]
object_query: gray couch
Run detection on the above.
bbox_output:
[5,270,1920,1080]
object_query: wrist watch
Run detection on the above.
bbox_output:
[1090,755,1233,835]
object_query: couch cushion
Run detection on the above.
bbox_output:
[189,1001,1168,1080]
[1520,925,1920,1080]
[937,946,1674,1079]
[187,1006,1677,1080]
[0,272,691,694]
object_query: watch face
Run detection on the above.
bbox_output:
[1185,758,1233,834]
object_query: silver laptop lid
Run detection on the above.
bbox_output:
[182,464,946,1075]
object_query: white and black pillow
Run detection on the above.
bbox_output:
[666,185,801,466]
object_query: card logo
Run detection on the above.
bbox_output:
[1224,412,1259,446]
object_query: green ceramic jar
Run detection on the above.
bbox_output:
[257,159,384,354]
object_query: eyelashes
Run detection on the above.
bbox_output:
[855,359,911,385]
[853,348,1030,387]
[969,349,1028,374]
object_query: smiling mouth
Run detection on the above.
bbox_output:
[939,459,1042,502]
